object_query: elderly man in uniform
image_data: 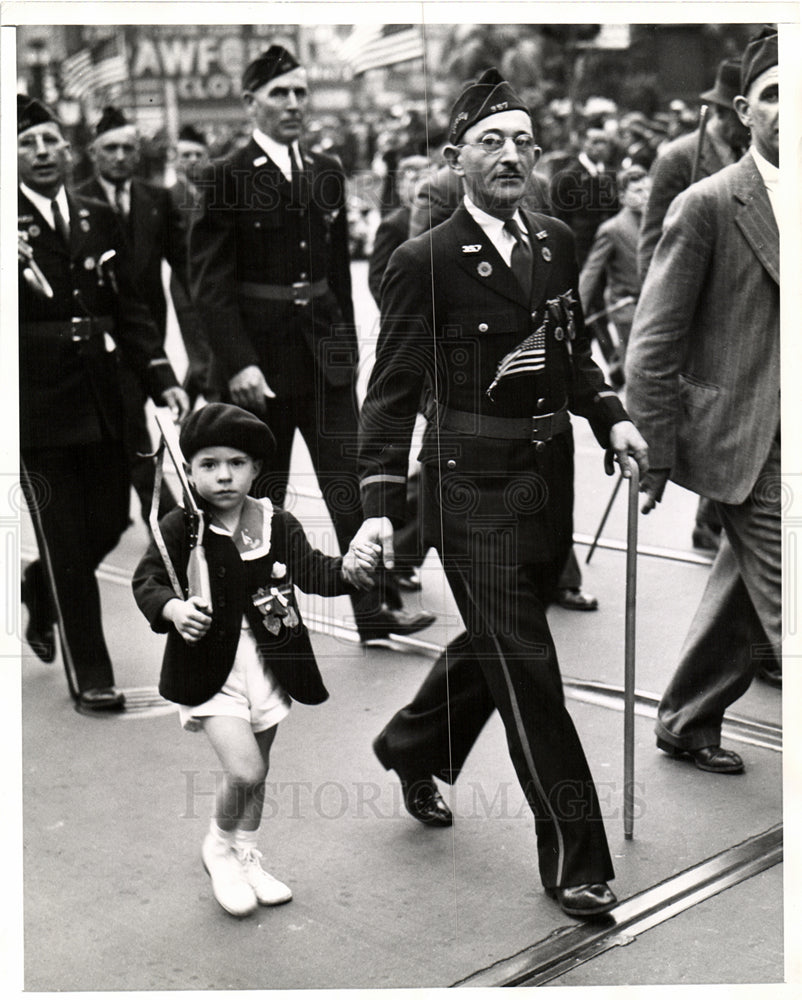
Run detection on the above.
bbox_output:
[625,27,781,770]
[351,69,648,919]
[17,95,188,711]
[189,45,433,645]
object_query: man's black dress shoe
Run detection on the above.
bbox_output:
[76,688,126,713]
[547,882,617,919]
[555,587,598,611]
[657,738,743,773]
[373,735,453,827]
[359,605,436,643]
[21,575,56,664]
[756,665,782,689]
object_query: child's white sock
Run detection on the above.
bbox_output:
[232,827,259,857]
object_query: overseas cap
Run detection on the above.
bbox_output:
[740,25,778,94]
[18,94,58,135]
[178,124,207,145]
[95,106,131,136]
[180,403,276,462]
[242,45,300,93]
[448,68,530,145]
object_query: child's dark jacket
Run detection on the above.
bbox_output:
[132,503,352,707]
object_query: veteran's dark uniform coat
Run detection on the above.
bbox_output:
[188,139,398,639]
[19,188,179,696]
[359,204,628,889]
[132,506,351,707]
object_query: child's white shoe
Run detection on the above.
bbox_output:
[236,847,293,905]
[202,833,258,917]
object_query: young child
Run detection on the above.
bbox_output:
[132,403,378,918]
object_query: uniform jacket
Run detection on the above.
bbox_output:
[188,138,357,396]
[132,503,354,707]
[75,176,189,339]
[578,206,641,313]
[637,128,730,281]
[625,152,779,505]
[18,188,178,450]
[359,204,628,564]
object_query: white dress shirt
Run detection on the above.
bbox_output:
[252,128,302,182]
[20,183,70,232]
[462,194,529,267]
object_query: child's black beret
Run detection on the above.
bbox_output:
[179,403,276,461]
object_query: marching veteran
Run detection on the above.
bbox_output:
[17,95,189,712]
[189,45,432,645]
[625,27,781,770]
[351,69,648,919]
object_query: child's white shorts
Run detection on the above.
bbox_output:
[178,618,291,733]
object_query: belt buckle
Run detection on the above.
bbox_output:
[531,412,554,444]
[292,281,312,306]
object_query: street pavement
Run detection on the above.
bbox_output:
[7,262,792,993]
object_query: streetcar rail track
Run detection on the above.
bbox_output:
[452,824,783,987]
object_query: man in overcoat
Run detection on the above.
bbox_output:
[625,27,781,771]
[17,95,188,711]
[351,69,648,919]
[188,45,433,645]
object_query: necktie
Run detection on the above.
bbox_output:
[288,144,305,208]
[114,182,128,219]
[504,217,532,300]
[51,198,70,244]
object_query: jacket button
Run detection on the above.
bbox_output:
[537,397,547,410]
[535,441,547,453]
[478,322,488,332]
[216,567,226,578]
[300,271,308,280]
[531,311,538,320]
[300,240,308,250]
[447,459,457,470]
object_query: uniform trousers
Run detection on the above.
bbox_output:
[656,435,781,749]
[22,441,130,696]
[377,511,615,889]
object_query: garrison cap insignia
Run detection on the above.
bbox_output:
[489,100,509,113]
[462,244,482,253]
[477,261,493,277]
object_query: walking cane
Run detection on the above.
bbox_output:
[623,455,639,839]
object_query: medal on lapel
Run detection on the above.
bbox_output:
[252,563,299,635]
[477,261,493,277]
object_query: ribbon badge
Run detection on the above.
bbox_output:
[252,570,299,635]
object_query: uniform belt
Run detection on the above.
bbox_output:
[21,317,113,342]
[237,279,328,306]
[436,404,570,443]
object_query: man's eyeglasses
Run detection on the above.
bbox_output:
[459,134,538,153]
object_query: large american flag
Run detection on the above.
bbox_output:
[60,35,128,101]
[338,24,424,75]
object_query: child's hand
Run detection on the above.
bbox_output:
[163,595,212,644]
[342,541,381,590]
